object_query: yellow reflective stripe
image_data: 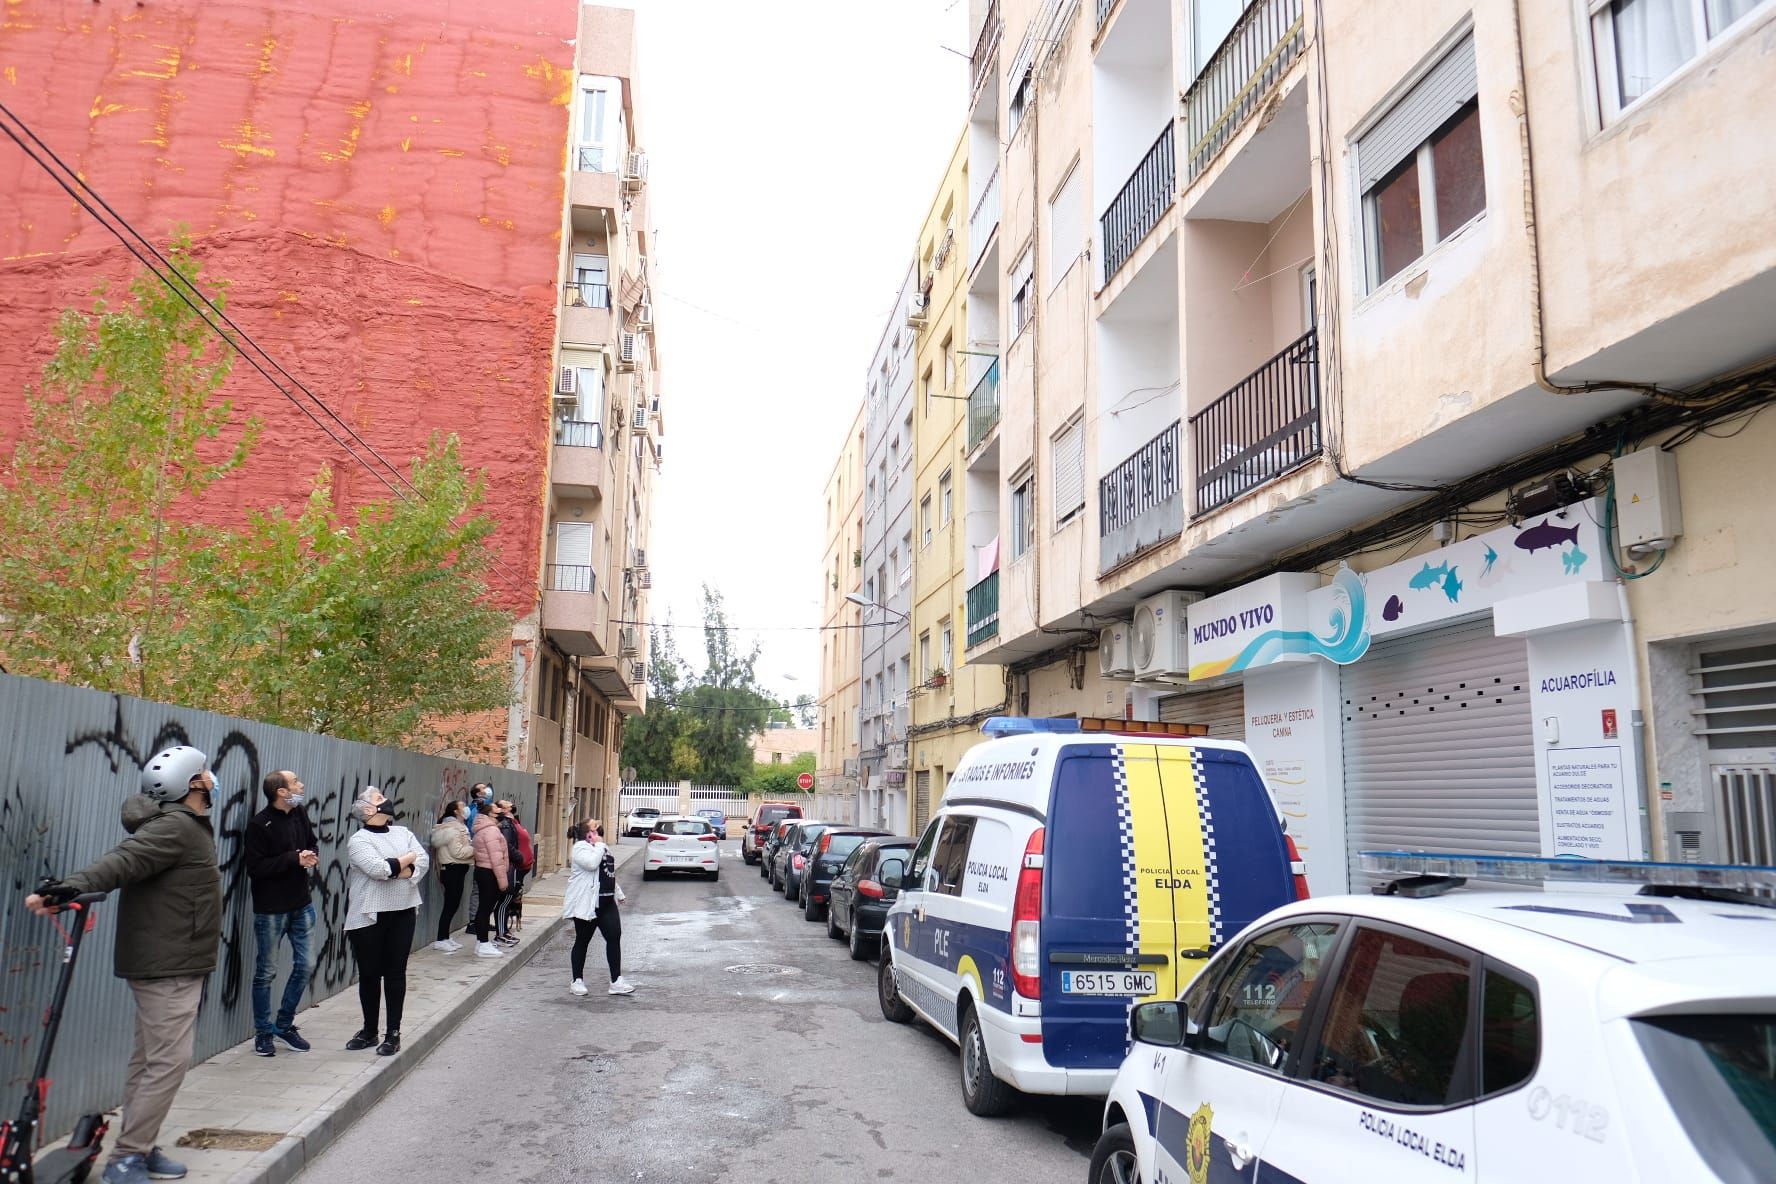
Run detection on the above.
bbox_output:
[1156,748,1213,991]
[1124,744,1199,1002]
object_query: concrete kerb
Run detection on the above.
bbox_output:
[222,841,640,1184]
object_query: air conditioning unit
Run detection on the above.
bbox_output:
[1132,589,1202,682]
[635,548,647,567]
[631,661,646,685]
[1098,623,1134,679]
[905,291,929,330]
[622,150,648,191]
[632,406,649,431]
[556,366,576,395]
[619,627,639,656]
[634,567,652,589]
[636,304,654,330]
[617,333,638,371]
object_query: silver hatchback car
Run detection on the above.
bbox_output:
[640,815,721,881]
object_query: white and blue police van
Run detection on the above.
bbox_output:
[878,716,1307,1116]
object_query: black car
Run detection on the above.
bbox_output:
[826,837,916,959]
[798,828,890,922]
[760,818,802,882]
[772,821,834,902]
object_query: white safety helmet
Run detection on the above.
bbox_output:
[140,745,210,802]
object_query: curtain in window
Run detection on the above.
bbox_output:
[1611,0,1696,105]
[1705,0,1761,32]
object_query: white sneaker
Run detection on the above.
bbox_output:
[570,979,589,996]
[475,941,504,958]
[430,939,456,953]
[444,938,464,951]
[608,977,635,995]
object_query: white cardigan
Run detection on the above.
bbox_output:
[345,824,429,931]
[563,839,624,921]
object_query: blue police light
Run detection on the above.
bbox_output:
[980,716,1083,737]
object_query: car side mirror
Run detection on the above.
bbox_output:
[880,858,905,889]
[1130,1001,1186,1048]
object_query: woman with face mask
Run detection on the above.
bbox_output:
[427,800,474,953]
[343,786,429,1055]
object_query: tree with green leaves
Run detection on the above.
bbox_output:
[742,752,815,797]
[0,241,514,752]
[623,622,689,781]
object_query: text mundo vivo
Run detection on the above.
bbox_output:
[1192,604,1275,646]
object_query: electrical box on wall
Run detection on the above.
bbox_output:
[1613,446,1683,551]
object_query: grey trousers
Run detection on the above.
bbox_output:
[116,974,204,1158]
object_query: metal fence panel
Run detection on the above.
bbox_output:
[0,673,534,1140]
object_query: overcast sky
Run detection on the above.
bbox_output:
[624,0,968,705]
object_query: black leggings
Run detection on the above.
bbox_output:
[495,869,527,937]
[348,908,416,1035]
[436,863,469,942]
[471,868,501,941]
[570,906,621,981]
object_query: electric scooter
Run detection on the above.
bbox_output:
[0,882,112,1184]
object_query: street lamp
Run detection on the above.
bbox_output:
[845,592,909,623]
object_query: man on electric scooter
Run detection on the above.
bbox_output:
[27,745,222,1184]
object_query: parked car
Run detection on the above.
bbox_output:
[827,837,916,959]
[797,828,889,921]
[773,821,834,902]
[640,815,721,881]
[879,716,1305,1116]
[759,819,799,880]
[742,801,805,864]
[623,805,662,838]
[695,807,728,837]
[1090,852,1776,1184]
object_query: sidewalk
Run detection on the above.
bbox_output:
[57,844,637,1184]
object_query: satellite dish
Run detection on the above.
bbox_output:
[620,766,637,785]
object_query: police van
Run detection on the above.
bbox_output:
[878,716,1306,1116]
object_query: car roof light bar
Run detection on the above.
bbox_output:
[981,717,1082,736]
[1361,851,1776,900]
[980,716,1213,738]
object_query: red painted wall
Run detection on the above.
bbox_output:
[0,0,579,611]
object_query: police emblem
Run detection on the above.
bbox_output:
[1184,1102,1214,1184]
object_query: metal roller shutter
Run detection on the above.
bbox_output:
[914,769,932,832]
[1341,619,1536,888]
[1159,684,1246,739]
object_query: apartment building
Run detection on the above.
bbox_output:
[535,4,664,852]
[907,132,1009,831]
[959,0,1776,889]
[857,268,919,832]
[817,404,867,796]
[0,0,663,867]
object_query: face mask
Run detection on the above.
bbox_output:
[288,793,305,808]
[359,799,387,821]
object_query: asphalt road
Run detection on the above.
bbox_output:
[295,837,1099,1184]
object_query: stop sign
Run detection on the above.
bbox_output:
[796,772,814,791]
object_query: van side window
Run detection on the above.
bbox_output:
[908,819,943,887]
[930,816,978,897]
[1307,925,1477,1108]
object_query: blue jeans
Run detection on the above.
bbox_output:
[252,905,314,1036]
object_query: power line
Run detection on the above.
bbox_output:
[615,618,881,633]
[0,101,537,598]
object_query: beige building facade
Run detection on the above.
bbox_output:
[817,404,867,796]
[954,0,1776,888]
[521,4,665,862]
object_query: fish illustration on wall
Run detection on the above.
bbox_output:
[1408,561,1453,590]
[1442,568,1463,603]
[1515,518,1581,553]
[1382,594,1405,621]
[1481,544,1499,578]
[1562,545,1589,575]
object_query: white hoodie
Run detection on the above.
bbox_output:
[563,839,625,921]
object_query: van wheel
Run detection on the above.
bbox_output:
[959,1006,1016,1117]
[878,954,913,1024]
[1089,1123,1138,1184]
[848,922,870,961]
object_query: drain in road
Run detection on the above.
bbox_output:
[724,963,801,976]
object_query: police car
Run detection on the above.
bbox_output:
[877,717,1307,1116]
[1090,852,1776,1184]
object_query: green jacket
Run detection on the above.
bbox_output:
[64,795,222,980]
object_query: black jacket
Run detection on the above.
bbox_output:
[244,803,318,914]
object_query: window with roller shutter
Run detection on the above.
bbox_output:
[1052,416,1085,526]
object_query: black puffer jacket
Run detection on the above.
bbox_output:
[63,795,222,980]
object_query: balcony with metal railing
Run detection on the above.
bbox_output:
[966,360,1001,452]
[1099,123,1175,284]
[543,564,608,656]
[1189,327,1320,515]
[1099,420,1182,572]
[966,571,1000,649]
[561,280,615,348]
[551,419,607,498]
[969,163,1001,275]
[969,0,1001,110]
[1181,0,1305,182]
[1096,0,1118,28]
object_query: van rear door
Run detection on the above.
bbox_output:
[1039,742,1293,1070]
